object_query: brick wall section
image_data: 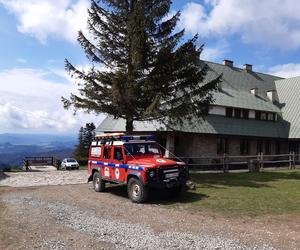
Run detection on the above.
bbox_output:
[174,134,217,157]
[228,138,240,155]
[249,140,257,155]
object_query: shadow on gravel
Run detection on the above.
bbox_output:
[106,185,208,205]
[147,189,208,205]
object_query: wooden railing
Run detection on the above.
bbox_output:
[173,152,297,173]
[23,157,61,171]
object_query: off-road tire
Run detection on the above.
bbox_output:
[93,171,105,192]
[127,177,148,203]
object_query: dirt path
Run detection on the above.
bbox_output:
[0,171,299,249]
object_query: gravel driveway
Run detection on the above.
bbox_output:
[0,170,299,249]
[0,169,89,187]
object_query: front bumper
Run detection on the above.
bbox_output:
[146,166,188,189]
[64,164,79,169]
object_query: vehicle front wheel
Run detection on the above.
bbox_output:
[93,171,105,192]
[127,177,148,203]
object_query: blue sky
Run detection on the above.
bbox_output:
[1,0,300,135]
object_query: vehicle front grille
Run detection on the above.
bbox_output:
[158,165,179,180]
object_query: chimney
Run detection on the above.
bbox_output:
[267,90,277,102]
[244,64,252,72]
[223,59,233,67]
[250,88,258,95]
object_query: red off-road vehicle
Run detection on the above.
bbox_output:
[87,133,188,203]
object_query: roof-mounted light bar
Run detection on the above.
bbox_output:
[120,135,156,142]
[94,133,155,142]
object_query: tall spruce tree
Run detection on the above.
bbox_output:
[63,0,220,132]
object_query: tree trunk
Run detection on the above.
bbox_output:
[126,118,134,133]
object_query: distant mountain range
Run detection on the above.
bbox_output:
[0,133,76,146]
[0,133,77,168]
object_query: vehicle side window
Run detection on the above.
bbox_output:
[91,146,102,157]
[103,146,111,159]
[114,147,123,161]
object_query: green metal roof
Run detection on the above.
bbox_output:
[96,61,293,138]
[204,61,282,112]
[213,87,281,112]
[97,115,290,138]
[206,61,282,94]
[276,76,300,138]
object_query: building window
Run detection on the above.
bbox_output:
[226,107,233,118]
[269,113,273,120]
[234,108,241,118]
[265,140,271,155]
[269,113,276,121]
[240,139,249,155]
[257,140,263,154]
[255,111,261,120]
[261,112,267,120]
[242,109,249,119]
[113,147,123,161]
[103,146,111,159]
[217,138,229,154]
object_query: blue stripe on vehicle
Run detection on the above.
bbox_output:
[89,160,143,171]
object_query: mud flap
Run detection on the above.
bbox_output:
[87,174,93,183]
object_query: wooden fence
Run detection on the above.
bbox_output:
[175,152,297,173]
[23,156,61,171]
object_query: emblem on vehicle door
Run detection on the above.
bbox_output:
[115,168,120,179]
[104,167,110,177]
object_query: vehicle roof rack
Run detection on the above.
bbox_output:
[120,135,155,142]
[95,132,125,139]
[94,133,155,143]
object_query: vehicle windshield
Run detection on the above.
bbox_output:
[67,159,77,163]
[124,143,160,156]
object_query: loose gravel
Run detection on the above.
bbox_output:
[3,195,276,250]
[0,170,89,187]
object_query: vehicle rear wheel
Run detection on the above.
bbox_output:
[127,177,148,203]
[93,171,105,192]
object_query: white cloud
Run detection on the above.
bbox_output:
[180,0,300,50]
[0,68,104,134]
[0,0,89,43]
[16,58,27,64]
[201,40,230,61]
[268,63,300,78]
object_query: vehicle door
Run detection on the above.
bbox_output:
[102,145,112,179]
[111,146,126,182]
[89,145,102,172]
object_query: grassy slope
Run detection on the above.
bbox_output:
[168,169,300,217]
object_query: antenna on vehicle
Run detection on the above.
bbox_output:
[157,143,184,163]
